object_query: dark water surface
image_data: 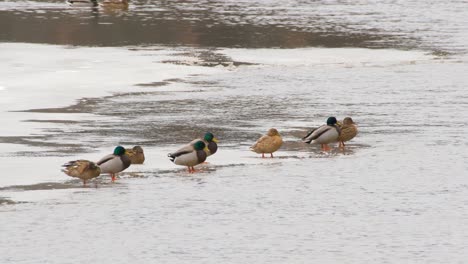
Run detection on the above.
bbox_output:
[2,0,462,52]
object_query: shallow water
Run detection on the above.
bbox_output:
[1,0,468,263]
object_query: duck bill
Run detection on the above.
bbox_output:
[203,147,209,154]
[212,137,219,143]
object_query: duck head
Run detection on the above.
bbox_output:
[326,117,338,126]
[267,128,280,136]
[194,140,209,153]
[343,117,355,125]
[204,132,219,143]
[113,146,126,156]
[132,145,144,153]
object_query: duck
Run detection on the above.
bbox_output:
[302,117,340,151]
[337,117,358,148]
[96,146,131,182]
[62,160,101,186]
[168,141,208,173]
[250,128,283,158]
[189,132,218,157]
[66,0,98,7]
[126,145,145,164]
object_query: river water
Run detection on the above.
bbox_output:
[1,0,468,263]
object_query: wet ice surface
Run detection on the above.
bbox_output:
[2,44,468,264]
[2,0,468,263]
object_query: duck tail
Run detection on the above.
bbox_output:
[167,153,176,163]
[62,160,75,170]
[302,128,317,144]
[61,160,79,176]
[302,133,313,144]
[62,160,74,166]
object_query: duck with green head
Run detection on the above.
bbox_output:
[96,146,131,181]
[302,117,341,151]
[189,132,218,157]
[168,141,209,173]
[62,160,101,186]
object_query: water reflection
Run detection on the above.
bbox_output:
[0,0,410,48]
[100,3,128,15]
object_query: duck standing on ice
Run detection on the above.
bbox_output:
[168,141,209,173]
[62,160,101,186]
[96,146,131,182]
[337,117,358,148]
[302,117,341,151]
[126,145,145,164]
[250,128,283,158]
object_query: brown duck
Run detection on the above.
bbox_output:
[126,146,145,164]
[337,117,358,148]
[62,160,101,186]
[250,128,283,158]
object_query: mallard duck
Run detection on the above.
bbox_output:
[337,117,358,148]
[126,145,145,164]
[189,132,218,157]
[96,146,131,182]
[250,128,283,158]
[302,117,340,151]
[62,160,101,186]
[168,141,208,173]
[66,0,98,7]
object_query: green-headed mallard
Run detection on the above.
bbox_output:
[250,128,283,158]
[302,117,340,151]
[189,132,218,157]
[96,146,131,182]
[66,0,98,7]
[126,145,145,164]
[62,160,101,186]
[337,117,358,148]
[168,141,208,173]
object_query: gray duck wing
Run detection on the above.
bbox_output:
[302,125,331,143]
[168,144,195,162]
[96,154,115,165]
[302,127,317,141]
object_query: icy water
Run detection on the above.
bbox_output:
[1,0,468,263]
